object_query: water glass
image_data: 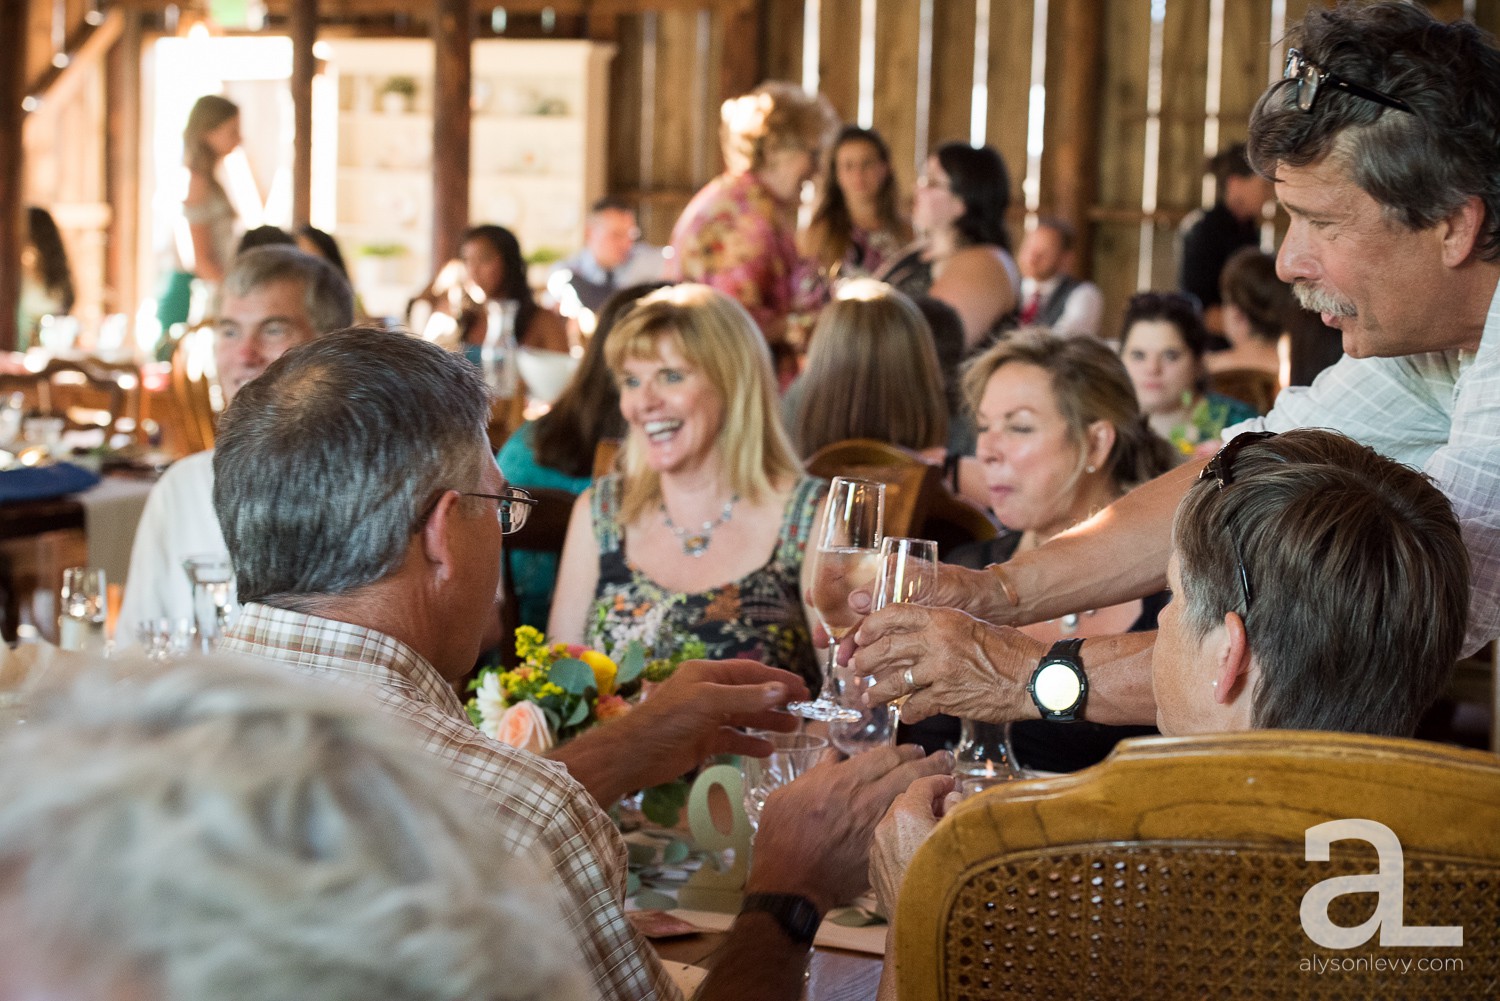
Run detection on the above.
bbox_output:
[59,566,107,654]
[136,618,194,662]
[740,730,829,830]
[953,719,1020,797]
[830,665,895,754]
[183,555,236,652]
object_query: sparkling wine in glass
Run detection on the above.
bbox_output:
[873,537,939,737]
[789,477,885,722]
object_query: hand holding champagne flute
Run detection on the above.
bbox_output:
[790,477,885,722]
[874,537,939,731]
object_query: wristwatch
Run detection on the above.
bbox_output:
[740,893,822,948]
[1028,638,1088,722]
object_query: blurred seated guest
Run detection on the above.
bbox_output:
[799,126,911,288]
[497,282,666,628]
[670,81,837,357]
[17,206,75,350]
[881,142,1019,352]
[1208,247,1290,380]
[782,279,947,462]
[0,657,591,1001]
[550,198,667,317]
[550,284,825,687]
[459,223,570,356]
[236,224,296,256]
[1176,143,1273,335]
[869,429,1468,941]
[905,330,1175,769]
[1015,217,1103,338]
[295,223,370,323]
[215,324,949,1001]
[918,295,976,461]
[118,246,353,632]
[1119,291,1257,458]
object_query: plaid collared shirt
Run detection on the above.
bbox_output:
[1226,281,1500,657]
[223,603,680,1001]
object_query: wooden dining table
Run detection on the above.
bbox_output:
[654,931,884,1000]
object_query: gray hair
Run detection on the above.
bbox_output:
[0,655,589,1001]
[1247,2,1500,260]
[213,327,491,604]
[221,244,356,334]
[1173,429,1468,738]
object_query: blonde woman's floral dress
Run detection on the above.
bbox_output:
[584,473,825,690]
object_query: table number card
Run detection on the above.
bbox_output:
[678,764,752,912]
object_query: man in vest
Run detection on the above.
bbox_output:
[1016,217,1104,338]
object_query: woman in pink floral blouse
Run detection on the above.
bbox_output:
[669,81,837,365]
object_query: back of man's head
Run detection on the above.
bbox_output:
[1173,428,1468,737]
[222,244,356,334]
[213,328,490,604]
[0,656,588,1001]
[1248,1,1500,261]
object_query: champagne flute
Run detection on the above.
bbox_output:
[789,477,885,722]
[872,537,939,738]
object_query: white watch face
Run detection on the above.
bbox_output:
[1035,660,1082,712]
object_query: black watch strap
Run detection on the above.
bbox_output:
[740,892,822,947]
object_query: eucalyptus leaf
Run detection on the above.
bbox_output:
[563,697,590,728]
[616,640,647,684]
[625,870,642,896]
[826,906,887,927]
[634,890,678,911]
[627,841,659,867]
[549,658,596,695]
[641,781,690,827]
[661,838,691,865]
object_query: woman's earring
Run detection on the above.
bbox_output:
[1086,465,1097,474]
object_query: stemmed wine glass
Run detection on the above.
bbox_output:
[789,477,885,722]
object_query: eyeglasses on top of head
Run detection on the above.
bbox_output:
[415,486,538,535]
[1198,430,1278,611]
[1281,48,1415,116]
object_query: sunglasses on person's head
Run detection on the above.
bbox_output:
[1281,48,1414,115]
[1198,431,1278,610]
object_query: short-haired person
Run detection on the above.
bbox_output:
[1177,143,1273,333]
[670,81,838,352]
[0,657,591,1001]
[214,327,947,1001]
[848,2,1500,741]
[118,245,354,631]
[1208,246,1293,381]
[868,429,1469,985]
[551,198,667,315]
[1015,217,1104,338]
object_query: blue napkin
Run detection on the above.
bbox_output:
[0,462,102,504]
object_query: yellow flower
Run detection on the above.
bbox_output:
[580,649,618,697]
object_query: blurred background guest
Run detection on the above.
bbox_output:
[17,207,75,350]
[550,197,666,316]
[550,284,823,686]
[236,224,295,256]
[669,81,837,364]
[295,224,370,323]
[905,329,1174,767]
[1176,143,1273,336]
[881,142,1019,352]
[497,282,665,628]
[160,95,241,330]
[1119,291,1257,458]
[1205,247,1291,414]
[459,223,570,355]
[783,279,947,463]
[799,126,911,288]
[1014,216,1102,338]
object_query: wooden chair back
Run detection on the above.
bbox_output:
[497,486,579,666]
[919,485,998,559]
[897,730,1500,1000]
[1210,367,1280,415]
[169,329,219,455]
[40,358,142,434]
[805,439,940,539]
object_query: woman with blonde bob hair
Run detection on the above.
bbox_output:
[551,285,825,685]
[785,279,948,460]
[670,81,837,359]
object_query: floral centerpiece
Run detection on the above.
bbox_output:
[468,625,706,825]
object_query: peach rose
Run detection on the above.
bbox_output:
[595,694,631,722]
[493,701,555,754]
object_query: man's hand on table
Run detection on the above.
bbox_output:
[548,658,809,809]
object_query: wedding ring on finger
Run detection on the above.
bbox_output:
[902,667,917,694]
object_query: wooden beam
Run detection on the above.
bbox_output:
[290,0,317,227]
[431,0,472,271]
[1041,0,1102,273]
[105,7,143,322]
[717,0,759,110]
[24,9,124,113]
[0,0,29,352]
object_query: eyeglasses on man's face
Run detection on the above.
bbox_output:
[1281,48,1414,115]
[1198,431,1278,611]
[461,488,537,535]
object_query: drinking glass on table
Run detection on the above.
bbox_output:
[872,537,939,732]
[58,566,107,654]
[788,476,885,722]
[183,555,236,652]
[741,730,829,830]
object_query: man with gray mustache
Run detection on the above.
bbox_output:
[847,1,1500,734]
